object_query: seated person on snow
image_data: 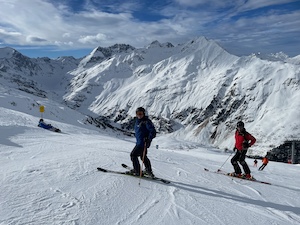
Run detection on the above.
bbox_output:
[38,119,61,132]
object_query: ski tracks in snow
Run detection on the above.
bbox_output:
[0,168,81,225]
[165,186,226,225]
[115,188,161,225]
[1,129,300,225]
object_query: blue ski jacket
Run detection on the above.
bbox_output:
[134,116,156,147]
[38,121,53,130]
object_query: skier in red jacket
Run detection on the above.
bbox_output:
[259,157,269,171]
[230,121,256,179]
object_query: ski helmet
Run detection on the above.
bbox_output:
[237,121,244,128]
[136,107,146,115]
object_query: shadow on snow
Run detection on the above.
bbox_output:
[170,181,300,215]
[0,126,26,147]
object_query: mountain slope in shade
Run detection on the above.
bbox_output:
[0,47,80,98]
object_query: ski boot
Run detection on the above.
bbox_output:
[125,169,139,176]
[143,169,155,178]
[243,174,255,180]
[228,172,243,178]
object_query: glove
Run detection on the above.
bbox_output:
[144,137,152,148]
[146,141,152,148]
[242,141,250,149]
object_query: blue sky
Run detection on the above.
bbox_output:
[0,0,299,58]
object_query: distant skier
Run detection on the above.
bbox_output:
[230,121,256,179]
[126,107,156,177]
[38,119,61,132]
[254,159,258,167]
[259,157,269,171]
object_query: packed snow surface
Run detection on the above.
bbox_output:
[1,87,300,225]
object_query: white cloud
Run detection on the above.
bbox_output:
[78,33,108,44]
[237,0,300,12]
[63,33,71,38]
[0,28,23,45]
[0,0,298,56]
[209,9,300,55]
[54,41,74,46]
[0,0,70,45]
[0,0,199,49]
[0,28,22,37]
[174,0,237,8]
[174,0,299,12]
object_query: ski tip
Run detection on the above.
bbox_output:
[97,167,107,172]
[121,163,127,168]
[204,168,209,171]
[155,178,170,184]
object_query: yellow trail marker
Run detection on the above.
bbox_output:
[39,105,45,119]
[39,105,45,113]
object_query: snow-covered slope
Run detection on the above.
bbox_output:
[1,86,300,225]
[255,52,300,65]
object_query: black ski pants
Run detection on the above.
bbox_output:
[231,150,251,174]
[259,164,267,171]
[130,145,152,174]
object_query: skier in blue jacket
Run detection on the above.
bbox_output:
[127,107,156,177]
[38,119,61,132]
[38,119,53,129]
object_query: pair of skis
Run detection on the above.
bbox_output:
[97,165,270,185]
[97,164,171,184]
[204,168,271,185]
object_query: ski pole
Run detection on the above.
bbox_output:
[217,151,234,172]
[139,142,147,185]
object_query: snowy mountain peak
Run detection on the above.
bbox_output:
[0,47,16,59]
[253,51,300,65]
[56,56,77,62]
[254,51,288,61]
[147,40,174,49]
[0,47,28,60]
[191,36,209,43]
[148,40,161,47]
[181,36,223,53]
[79,44,135,67]
[95,44,135,57]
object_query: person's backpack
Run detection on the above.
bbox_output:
[140,119,156,139]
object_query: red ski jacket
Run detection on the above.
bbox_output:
[262,157,269,164]
[235,130,256,151]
